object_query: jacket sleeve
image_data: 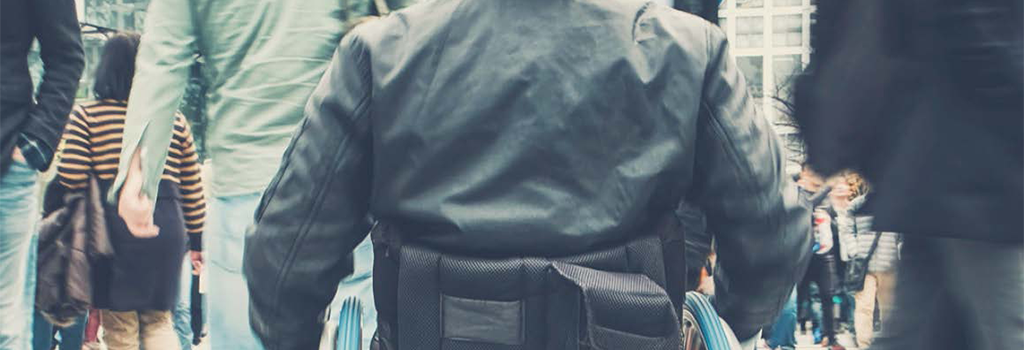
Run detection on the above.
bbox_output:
[56,106,92,191]
[23,0,84,162]
[176,118,206,252]
[108,0,198,205]
[836,207,857,261]
[689,24,812,340]
[243,33,374,350]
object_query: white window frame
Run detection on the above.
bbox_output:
[718,0,815,128]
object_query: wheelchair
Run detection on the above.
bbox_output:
[321,296,363,350]
[326,292,742,350]
[682,291,744,350]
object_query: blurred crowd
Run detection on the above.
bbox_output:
[0,0,1019,350]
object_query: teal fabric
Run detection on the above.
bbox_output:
[110,0,381,202]
[330,236,375,350]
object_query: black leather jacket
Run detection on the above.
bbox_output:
[243,0,811,347]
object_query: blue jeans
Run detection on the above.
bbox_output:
[767,289,798,348]
[330,236,375,350]
[32,311,86,350]
[173,255,194,349]
[207,193,379,350]
[206,193,263,350]
[0,160,38,349]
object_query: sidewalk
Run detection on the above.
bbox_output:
[758,332,859,350]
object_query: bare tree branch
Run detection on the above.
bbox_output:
[770,72,806,166]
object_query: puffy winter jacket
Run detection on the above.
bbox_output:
[838,195,900,272]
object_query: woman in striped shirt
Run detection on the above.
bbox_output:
[54,32,204,350]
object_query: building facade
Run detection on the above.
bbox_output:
[718,0,816,172]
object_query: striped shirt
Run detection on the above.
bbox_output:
[56,99,206,251]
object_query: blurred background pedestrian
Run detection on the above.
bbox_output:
[834,172,901,348]
[794,0,1023,349]
[795,166,845,350]
[52,32,205,350]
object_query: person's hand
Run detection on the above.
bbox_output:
[11,147,26,163]
[118,149,159,238]
[695,270,715,296]
[190,250,204,275]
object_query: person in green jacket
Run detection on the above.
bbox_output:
[108,1,416,348]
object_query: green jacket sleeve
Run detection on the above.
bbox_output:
[109,0,198,205]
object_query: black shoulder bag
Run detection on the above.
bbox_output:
[844,232,882,292]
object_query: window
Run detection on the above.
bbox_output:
[736,56,764,100]
[736,16,764,48]
[88,10,112,27]
[772,55,801,118]
[809,11,819,48]
[773,54,802,94]
[121,11,135,29]
[772,14,802,47]
[774,0,802,7]
[132,9,146,30]
[716,0,815,156]
[736,0,763,9]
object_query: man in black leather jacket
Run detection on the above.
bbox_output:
[243,1,811,348]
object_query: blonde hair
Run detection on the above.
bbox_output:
[844,171,869,199]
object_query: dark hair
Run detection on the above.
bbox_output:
[93,32,141,101]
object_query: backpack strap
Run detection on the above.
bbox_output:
[864,231,883,261]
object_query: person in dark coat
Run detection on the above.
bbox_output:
[0,0,85,173]
[793,166,844,350]
[793,0,1023,349]
[0,0,84,348]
